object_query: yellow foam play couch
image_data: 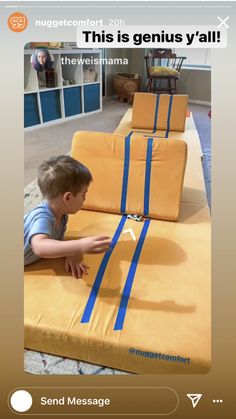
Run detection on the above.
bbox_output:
[24,94,211,374]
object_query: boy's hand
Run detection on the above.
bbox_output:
[65,255,89,279]
[78,236,112,254]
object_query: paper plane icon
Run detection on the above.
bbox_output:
[187,393,202,408]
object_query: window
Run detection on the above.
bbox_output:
[174,48,211,69]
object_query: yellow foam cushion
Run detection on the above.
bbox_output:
[149,66,180,77]
[132,93,188,132]
[25,205,211,374]
[71,131,187,221]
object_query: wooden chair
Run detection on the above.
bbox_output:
[145,49,186,94]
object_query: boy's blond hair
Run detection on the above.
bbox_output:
[38,155,92,199]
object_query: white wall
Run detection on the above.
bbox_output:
[178,68,211,103]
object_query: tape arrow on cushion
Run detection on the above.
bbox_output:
[123,228,136,242]
[114,219,151,331]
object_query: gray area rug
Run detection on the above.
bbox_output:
[191,104,211,209]
[24,351,128,375]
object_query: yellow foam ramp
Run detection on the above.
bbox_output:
[114,108,207,206]
[25,206,211,374]
[71,131,187,221]
[132,93,188,132]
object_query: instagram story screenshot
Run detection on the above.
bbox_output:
[0,0,235,418]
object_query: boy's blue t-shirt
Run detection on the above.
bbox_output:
[24,201,68,266]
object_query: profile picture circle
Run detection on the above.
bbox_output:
[8,12,28,33]
[31,48,54,71]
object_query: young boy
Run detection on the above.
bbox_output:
[24,155,111,278]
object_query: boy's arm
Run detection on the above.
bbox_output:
[31,234,111,258]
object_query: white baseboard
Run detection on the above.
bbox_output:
[189,99,211,106]
[105,96,211,107]
[103,95,116,101]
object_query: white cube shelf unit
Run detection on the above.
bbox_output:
[24,49,102,129]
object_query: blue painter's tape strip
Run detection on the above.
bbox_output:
[153,94,160,133]
[81,215,127,323]
[114,219,151,331]
[144,138,153,216]
[120,133,132,213]
[165,95,173,138]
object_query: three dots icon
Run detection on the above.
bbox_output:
[213,399,223,404]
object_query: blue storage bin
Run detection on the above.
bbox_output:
[64,86,82,117]
[84,84,100,113]
[40,90,62,122]
[24,93,40,128]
